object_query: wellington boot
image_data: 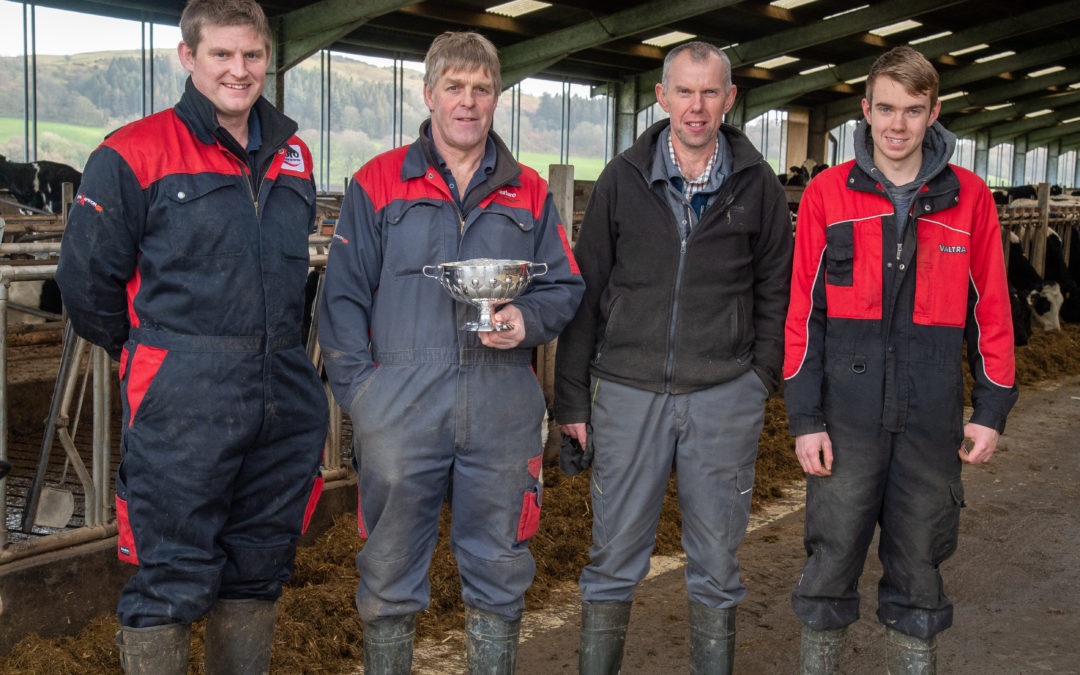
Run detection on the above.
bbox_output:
[465,606,520,674]
[363,614,415,675]
[886,626,937,675]
[115,623,191,675]
[579,601,632,675]
[688,601,736,675]
[204,598,278,675]
[799,625,846,675]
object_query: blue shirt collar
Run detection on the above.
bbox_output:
[245,108,262,154]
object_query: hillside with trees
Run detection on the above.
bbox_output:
[0,50,612,182]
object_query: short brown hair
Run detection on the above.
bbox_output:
[662,41,732,93]
[866,46,939,107]
[180,0,272,56]
[424,31,502,95]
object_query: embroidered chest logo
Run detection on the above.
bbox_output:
[938,244,967,254]
[281,144,305,173]
[496,188,519,203]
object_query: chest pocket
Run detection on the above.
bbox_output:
[267,178,316,263]
[385,198,448,276]
[913,219,971,327]
[823,219,883,320]
[161,174,249,258]
[825,222,854,287]
[467,203,536,262]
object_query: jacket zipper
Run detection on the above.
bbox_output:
[663,206,692,387]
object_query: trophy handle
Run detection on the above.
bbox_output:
[422,265,441,279]
[529,262,548,277]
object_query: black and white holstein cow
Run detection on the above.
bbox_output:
[0,154,82,214]
[1006,229,1080,337]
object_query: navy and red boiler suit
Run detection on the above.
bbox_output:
[783,159,1018,639]
[56,80,328,628]
[318,125,584,624]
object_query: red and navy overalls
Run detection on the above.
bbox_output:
[56,79,327,628]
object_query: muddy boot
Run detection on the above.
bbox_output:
[688,600,736,674]
[363,614,415,674]
[579,601,632,675]
[115,623,191,674]
[885,626,936,675]
[465,606,520,674]
[800,626,846,674]
[204,598,278,675]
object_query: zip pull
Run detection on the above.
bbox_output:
[896,243,902,261]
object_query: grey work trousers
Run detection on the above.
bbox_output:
[579,370,767,608]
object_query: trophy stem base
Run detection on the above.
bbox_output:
[462,321,512,332]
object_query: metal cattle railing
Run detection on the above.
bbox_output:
[0,235,347,564]
[998,201,1080,272]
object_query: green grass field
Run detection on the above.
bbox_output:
[0,117,107,162]
[517,151,608,182]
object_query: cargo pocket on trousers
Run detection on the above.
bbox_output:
[115,493,139,566]
[516,454,544,542]
[932,479,965,564]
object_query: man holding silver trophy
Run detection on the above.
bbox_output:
[319,31,584,674]
[554,41,793,673]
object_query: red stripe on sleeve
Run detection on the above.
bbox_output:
[557,224,580,275]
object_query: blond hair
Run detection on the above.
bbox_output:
[424,32,502,94]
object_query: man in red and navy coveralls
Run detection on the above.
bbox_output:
[319,31,583,674]
[55,1,326,672]
[784,47,1018,674]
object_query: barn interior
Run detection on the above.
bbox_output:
[1,0,1080,665]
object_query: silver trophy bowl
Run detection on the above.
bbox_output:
[422,258,548,331]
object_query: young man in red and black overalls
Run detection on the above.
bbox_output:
[784,46,1018,675]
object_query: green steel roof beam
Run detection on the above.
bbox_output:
[940,68,1080,117]
[275,0,416,72]
[724,0,962,72]
[991,105,1080,146]
[949,91,1080,137]
[499,0,744,90]
[745,1,1080,123]
[826,38,1080,129]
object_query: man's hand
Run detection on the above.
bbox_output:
[959,422,999,464]
[562,422,588,446]
[795,431,834,477]
[478,302,525,349]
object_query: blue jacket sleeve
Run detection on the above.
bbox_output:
[55,146,144,360]
[318,177,383,411]
[509,191,585,348]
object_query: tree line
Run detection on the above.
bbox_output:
[0,51,612,174]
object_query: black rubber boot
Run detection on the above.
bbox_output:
[203,598,278,675]
[115,623,191,675]
[886,626,937,675]
[688,600,736,674]
[799,625,846,674]
[579,601,632,675]
[362,614,416,675]
[465,606,521,675]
